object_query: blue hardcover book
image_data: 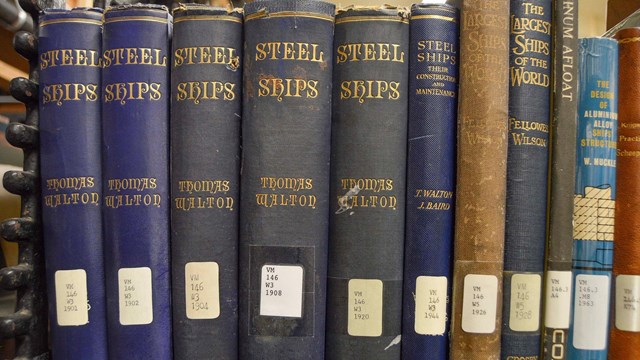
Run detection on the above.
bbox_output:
[327,7,409,359]
[567,37,618,360]
[239,1,335,358]
[501,1,552,359]
[401,4,458,360]
[39,8,107,360]
[102,5,172,359]
[171,5,242,360]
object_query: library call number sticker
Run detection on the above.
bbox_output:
[348,279,383,337]
[259,264,304,318]
[573,274,610,350]
[544,270,572,329]
[616,274,640,332]
[415,276,447,335]
[461,274,498,334]
[55,269,89,326]
[185,262,220,319]
[509,273,542,331]
[118,267,153,325]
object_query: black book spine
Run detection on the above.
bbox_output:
[170,5,242,360]
[326,7,409,360]
[542,1,578,359]
[239,0,335,358]
[501,0,552,358]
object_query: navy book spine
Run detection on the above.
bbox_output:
[326,7,409,360]
[501,1,552,359]
[239,0,335,358]
[567,37,618,360]
[39,8,108,360]
[401,4,459,360]
[542,1,578,359]
[170,5,242,360]
[101,5,172,359]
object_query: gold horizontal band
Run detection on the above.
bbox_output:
[104,16,168,24]
[40,18,102,27]
[174,15,242,24]
[415,5,456,14]
[105,6,167,14]
[335,16,409,24]
[411,14,456,22]
[43,9,103,17]
[245,11,333,23]
[619,36,640,44]
[43,9,102,15]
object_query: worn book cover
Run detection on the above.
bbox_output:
[449,0,510,359]
[326,6,409,360]
[102,5,172,359]
[607,27,640,360]
[170,5,242,360]
[501,1,552,358]
[39,8,107,360]
[239,1,335,358]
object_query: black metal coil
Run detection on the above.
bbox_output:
[1,0,49,358]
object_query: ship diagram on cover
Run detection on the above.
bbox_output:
[573,186,614,270]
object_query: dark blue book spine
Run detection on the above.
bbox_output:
[239,1,335,358]
[501,1,552,359]
[39,8,108,360]
[170,5,242,360]
[567,37,618,360]
[401,4,458,360]
[102,5,172,359]
[327,7,409,360]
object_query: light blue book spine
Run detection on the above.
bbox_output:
[567,37,618,360]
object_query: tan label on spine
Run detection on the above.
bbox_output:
[414,276,447,335]
[348,279,383,337]
[118,267,153,325]
[55,269,89,326]
[509,273,541,331]
[185,262,220,319]
[461,274,498,334]
[615,275,640,332]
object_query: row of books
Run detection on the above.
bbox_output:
[33,0,640,359]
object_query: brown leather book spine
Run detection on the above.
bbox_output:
[449,1,510,359]
[609,27,640,360]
